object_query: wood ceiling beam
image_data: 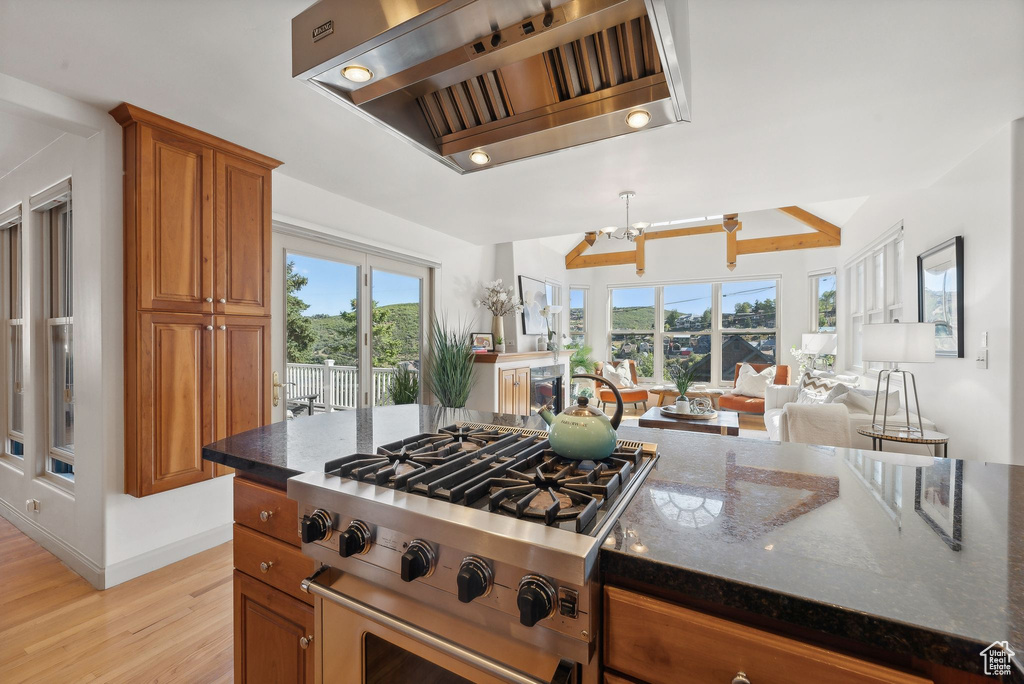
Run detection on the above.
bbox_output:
[645,222,740,240]
[564,232,598,269]
[726,231,737,271]
[777,206,841,241]
[736,231,839,256]
[566,250,637,270]
[634,232,646,277]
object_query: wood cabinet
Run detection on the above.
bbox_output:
[234,570,314,684]
[498,366,531,416]
[114,103,281,497]
[603,586,931,684]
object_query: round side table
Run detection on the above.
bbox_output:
[856,426,949,458]
[648,386,681,407]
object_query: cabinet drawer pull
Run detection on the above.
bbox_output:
[219,325,226,330]
[218,298,227,303]
[205,325,213,331]
[731,673,750,684]
[300,635,313,649]
[259,510,273,522]
[205,297,213,303]
[259,561,274,574]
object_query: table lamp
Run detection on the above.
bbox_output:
[801,333,837,371]
[861,322,935,434]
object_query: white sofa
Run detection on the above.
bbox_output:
[763,384,938,454]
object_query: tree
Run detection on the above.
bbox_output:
[665,310,680,331]
[734,301,753,314]
[286,261,315,363]
[818,290,836,329]
[325,299,401,368]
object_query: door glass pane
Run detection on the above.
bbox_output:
[371,270,422,406]
[285,253,359,413]
[611,288,655,330]
[721,281,776,329]
[364,633,472,684]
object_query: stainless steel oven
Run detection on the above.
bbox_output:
[303,568,587,683]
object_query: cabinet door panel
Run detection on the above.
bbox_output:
[215,316,270,447]
[234,570,313,684]
[499,369,515,415]
[138,125,213,312]
[515,368,531,416]
[215,153,270,316]
[134,312,213,495]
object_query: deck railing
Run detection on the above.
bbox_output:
[286,361,416,410]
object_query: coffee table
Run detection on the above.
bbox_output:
[638,406,740,436]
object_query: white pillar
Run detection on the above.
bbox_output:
[324,359,335,412]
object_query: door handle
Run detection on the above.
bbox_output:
[272,370,284,407]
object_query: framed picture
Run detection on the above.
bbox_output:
[917,236,964,358]
[471,332,494,351]
[914,459,963,552]
[519,275,548,335]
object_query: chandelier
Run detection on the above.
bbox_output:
[598,191,649,242]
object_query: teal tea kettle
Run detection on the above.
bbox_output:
[538,374,623,460]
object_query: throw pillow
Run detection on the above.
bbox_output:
[601,362,635,389]
[793,372,847,405]
[838,388,901,415]
[734,365,776,398]
[823,383,851,404]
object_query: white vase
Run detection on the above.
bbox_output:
[495,343,505,353]
[675,397,691,414]
[537,336,548,351]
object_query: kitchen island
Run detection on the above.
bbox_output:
[204,405,1023,682]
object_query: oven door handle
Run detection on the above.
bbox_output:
[301,571,578,684]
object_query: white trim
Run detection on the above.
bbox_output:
[29,177,71,211]
[103,522,234,589]
[0,204,21,228]
[273,218,441,269]
[844,220,903,267]
[0,494,103,588]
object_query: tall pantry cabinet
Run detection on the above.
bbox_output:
[112,104,281,497]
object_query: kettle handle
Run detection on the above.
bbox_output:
[572,373,623,430]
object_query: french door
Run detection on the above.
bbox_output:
[270,231,430,421]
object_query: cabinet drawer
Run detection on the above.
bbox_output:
[234,524,314,605]
[604,587,930,684]
[234,570,313,684]
[234,476,300,546]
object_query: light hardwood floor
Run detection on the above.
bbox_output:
[0,516,233,683]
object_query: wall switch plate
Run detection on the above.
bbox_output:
[981,331,988,347]
[25,499,39,513]
[976,348,988,369]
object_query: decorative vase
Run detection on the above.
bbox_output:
[491,314,504,345]
[495,343,505,353]
[675,397,691,414]
[537,336,548,351]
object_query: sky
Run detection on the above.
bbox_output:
[289,253,421,315]
[611,280,778,316]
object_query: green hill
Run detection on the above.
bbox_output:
[300,302,421,367]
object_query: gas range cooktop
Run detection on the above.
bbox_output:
[322,423,653,536]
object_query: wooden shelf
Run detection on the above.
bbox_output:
[473,350,570,364]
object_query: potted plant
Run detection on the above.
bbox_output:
[474,280,523,347]
[388,364,419,405]
[494,336,505,353]
[671,362,700,414]
[427,316,476,408]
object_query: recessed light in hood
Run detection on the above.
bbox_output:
[292,0,692,173]
[469,150,490,165]
[342,65,373,83]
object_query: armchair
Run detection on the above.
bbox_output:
[593,361,649,411]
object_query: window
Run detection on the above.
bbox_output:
[45,201,74,481]
[545,281,563,341]
[844,223,903,373]
[568,287,587,346]
[809,270,837,333]
[609,278,780,386]
[1,208,24,459]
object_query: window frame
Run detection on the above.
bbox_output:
[843,222,903,375]
[0,206,23,466]
[44,200,74,483]
[568,285,588,346]
[608,276,781,387]
[545,280,563,341]
[809,268,837,334]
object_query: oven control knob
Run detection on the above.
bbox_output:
[456,556,493,603]
[400,540,435,582]
[300,509,333,544]
[338,520,371,558]
[517,575,556,627]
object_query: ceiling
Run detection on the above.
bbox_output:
[1,0,1021,245]
[0,110,64,181]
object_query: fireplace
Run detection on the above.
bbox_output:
[530,365,564,415]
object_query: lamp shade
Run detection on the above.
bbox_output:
[862,323,935,363]
[801,333,837,355]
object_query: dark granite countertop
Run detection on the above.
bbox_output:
[204,406,1023,678]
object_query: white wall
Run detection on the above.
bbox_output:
[491,238,571,353]
[568,209,838,384]
[835,123,1017,464]
[1012,120,1024,463]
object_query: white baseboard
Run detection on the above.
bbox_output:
[103,522,233,589]
[0,498,105,589]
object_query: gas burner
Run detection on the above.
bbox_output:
[437,424,506,448]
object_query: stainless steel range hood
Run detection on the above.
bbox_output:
[292,0,691,173]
